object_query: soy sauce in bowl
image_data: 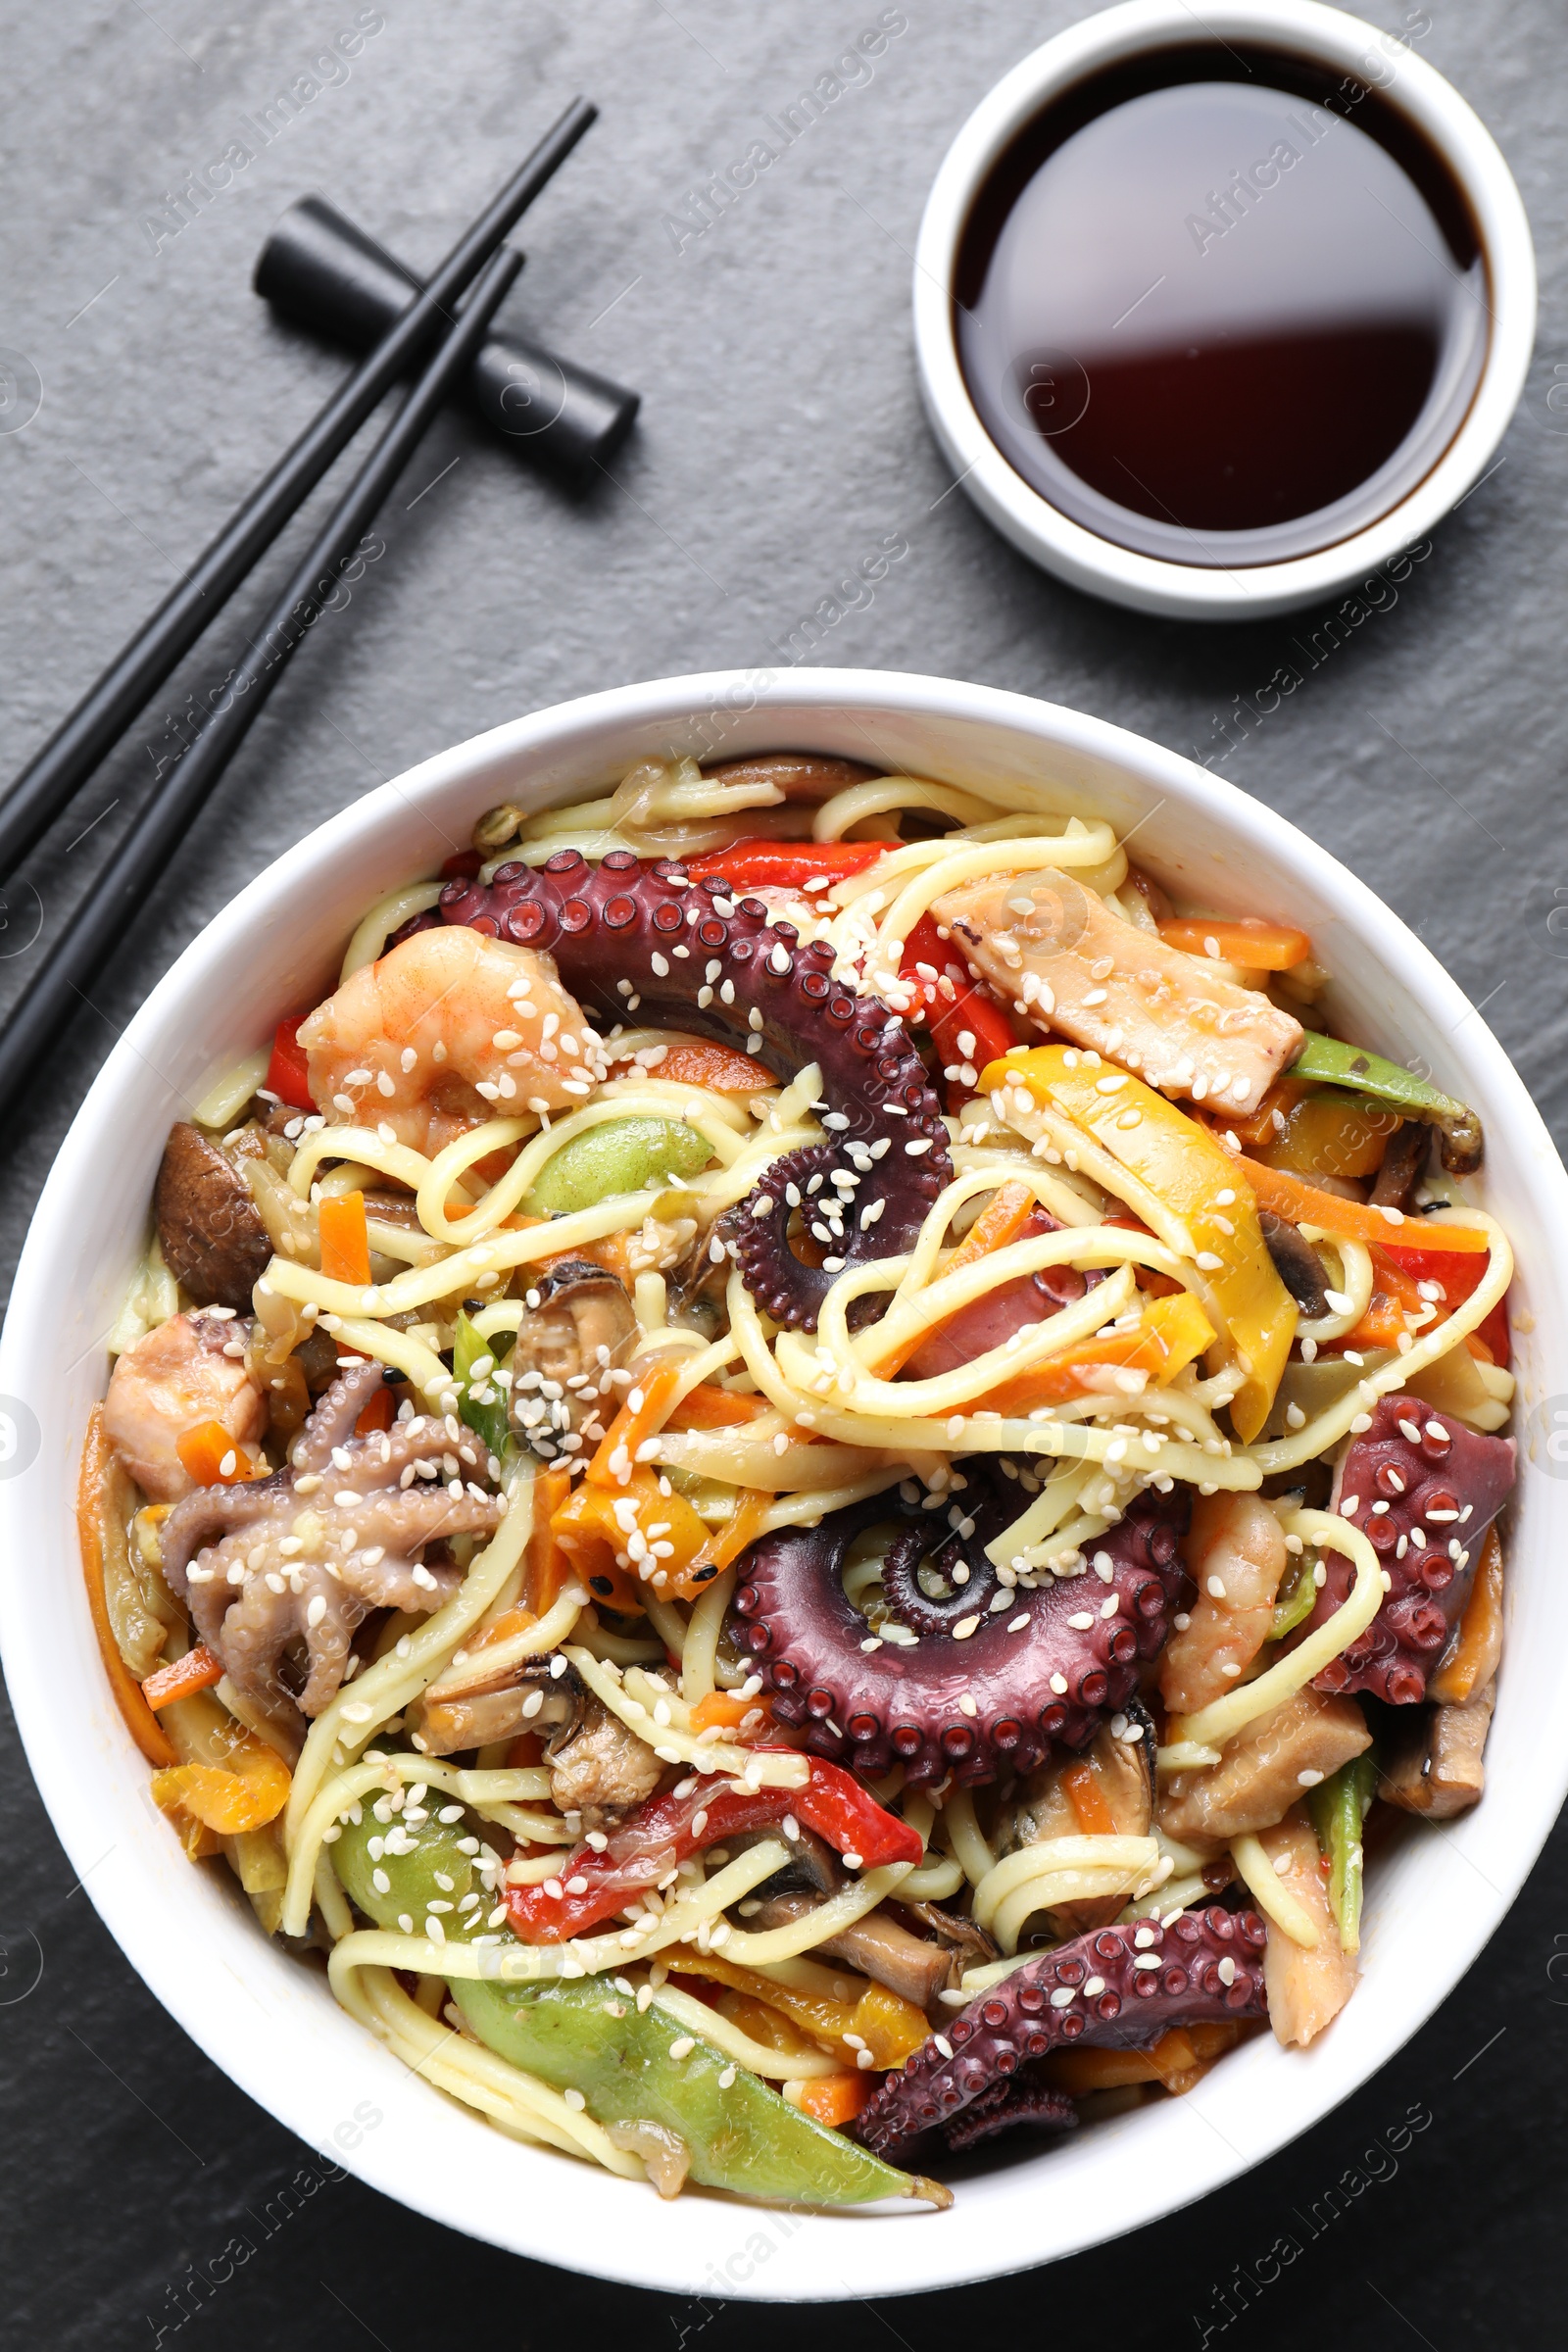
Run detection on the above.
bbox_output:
[956,44,1488,567]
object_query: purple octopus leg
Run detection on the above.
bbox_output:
[942,2078,1079,2153]
[1303,1396,1515,1703]
[421,851,952,1329]
[731,1480,1191,1788]
[853,1908,1269,2164]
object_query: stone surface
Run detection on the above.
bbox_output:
[1,1,1565,2340]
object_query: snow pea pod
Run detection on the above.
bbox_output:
[332,1796,945,2208]
[1289,1033,1481,1175]
[525,1116,712,1215]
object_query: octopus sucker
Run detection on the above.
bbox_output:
[1306,1396,1515,1704]
[852,1908,1269,2162]
[410,850,953,1329]
[730,1480,1192,1787]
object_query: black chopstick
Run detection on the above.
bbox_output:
[0,246,522,1117]
[0,97,594,891]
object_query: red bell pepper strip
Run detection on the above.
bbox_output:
[265,1015,314,1112]
[1379,1240,1509,1366]
[504,1754,920,1944]
[896,913,1015,1103]
[680,840,888,891]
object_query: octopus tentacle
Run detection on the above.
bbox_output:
[421,850,953,1329]
[941,2077,1078,2153]
[1308,1396,1515,1703]
[731,1482,1191,1788]
[852,1907,1268,2163]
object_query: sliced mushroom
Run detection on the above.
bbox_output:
[1158,1688,1372,1851]
[538,1672,663,1827]
[509,1260,637,1447]
[897,1900,1001,1986]
[701,753,879,803]
[155,1123,272,1311]
[1369,1120,1430,1210]
[1258,1209,1330,1317]
[1381,1683,1494,1818]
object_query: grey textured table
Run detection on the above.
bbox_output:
[2,3,1564,2343]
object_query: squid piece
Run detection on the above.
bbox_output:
[935,866,1302,1113]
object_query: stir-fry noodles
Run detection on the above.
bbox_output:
[84,748,1514,2205]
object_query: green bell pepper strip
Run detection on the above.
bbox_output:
[524,1116,713,1216]
[331,1798,944,2208]
[451,1310,513,1463]
[1307,1751,1377,1954]
[1289,1033,1482,1175]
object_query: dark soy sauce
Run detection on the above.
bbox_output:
[956,45,1488,566]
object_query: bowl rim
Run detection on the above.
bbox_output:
[4,663,1565,2299]
[911,0,1538,618]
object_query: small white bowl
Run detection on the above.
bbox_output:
[913,0,1536,617]
[3,666,1566,2299]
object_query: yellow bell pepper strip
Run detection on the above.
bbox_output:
[1255,1087,1399,1182]
[982,1045,1297,1443]
[553,1464,711,1603]
[1237,1156,1490,1252]
[1289,1031,1482,1174]
[151,1730,291,1835]
[664,1952,930,2070]
[971,1290,1215,1415]
[78,1410,177,1766]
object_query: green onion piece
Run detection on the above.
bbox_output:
[1270,1549,1319,1642]
[1289,1032,1481,1174]
[452,1309,513,1465]
[1307,1750,1377,1954]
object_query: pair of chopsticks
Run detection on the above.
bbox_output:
[0,99,597,1112]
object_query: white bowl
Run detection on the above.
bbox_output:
[912,0,1537,618]
[3,667,1565,2300]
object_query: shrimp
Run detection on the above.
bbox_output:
[1160,1490,1287,1715]
[104,1310,267,1503]
[298,926,607,1157]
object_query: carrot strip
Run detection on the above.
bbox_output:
[652,1040,765,1092]
[1062,1760,1117,1836]
[666,1383,772,1430]
[77,1411,176,1767]
[793,2073,875,2129]
[973,1291,1214,1415]
[318,1190,371,1286]
[585,1361,685,1488]
[869,1180,1037,1377]
[689,1690,755,1735]
[1238,1157,1490,1251]
[1429,1525,1504,1703]
[141,1645,223,1710]
[355,1385,395,1436]
[175,1420,259,1488]
[1158,916,1311,970]
[524,1471,573,1616]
